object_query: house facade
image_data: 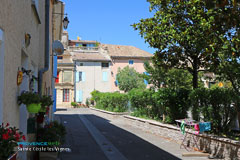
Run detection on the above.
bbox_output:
[55,51,75,108]
[101,44,153,92]
[0,0,64,159]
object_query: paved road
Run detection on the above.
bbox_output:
[55,108,208,160]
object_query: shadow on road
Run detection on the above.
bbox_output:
[56,113,181,160]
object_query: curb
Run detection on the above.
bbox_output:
[89,107,129,115]
[123,115,240,147]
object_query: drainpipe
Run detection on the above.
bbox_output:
[74,61,76,102]
[38,0,50,95]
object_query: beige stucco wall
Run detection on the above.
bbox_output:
[0,0,46,128]
[110,58,149,92]
[75,61,111,104]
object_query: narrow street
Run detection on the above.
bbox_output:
[55,108,208,160]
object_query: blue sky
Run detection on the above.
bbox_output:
[61,0,156,54]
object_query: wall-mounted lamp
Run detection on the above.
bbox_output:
[53,13,70,29]
[25,33,31,47]
[21,67,32,75]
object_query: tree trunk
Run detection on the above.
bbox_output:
[192,57,198,89]
[237,112,240,130]
[234,103,240,130]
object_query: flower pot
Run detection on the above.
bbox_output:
[37,114,45,124]
[27,103,41,113]
[7,152,17,160]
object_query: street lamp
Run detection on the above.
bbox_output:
[53,13,70,29]
[63,16,70,29]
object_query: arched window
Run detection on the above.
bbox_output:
[0,28,4,124]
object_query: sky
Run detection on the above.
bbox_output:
[61,0,156,54]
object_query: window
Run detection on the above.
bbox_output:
[32,0,39,11]
[75,71,85,82]
[101,62,109,68]
[63,71,72,83]
[102,72,108,82]
[31,0,41,24]
[79,72,82,81]
[63,89,70,102]
[129,60,134,65]
[79,63,83,66]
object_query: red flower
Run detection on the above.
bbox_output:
[2,133,10,140]
[7,128,12,134]
[6,123,9,127]
[19,144,23,148]
[15,132,20,141]
[22,135,26,141]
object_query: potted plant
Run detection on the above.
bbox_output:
[39,95,53,113]
[71,102,77,108]
[37,121,66,159]
[85,98,90,107]
[0,123,26,160]
[18,91,41,113]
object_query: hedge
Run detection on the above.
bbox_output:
[91,91,128,112]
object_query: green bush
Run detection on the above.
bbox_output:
[190,88,236,134]
[71,102,78,108]
[155,88,190,123]
[91,91,128,112]
[129,88,190,123]
[128,89,153,118]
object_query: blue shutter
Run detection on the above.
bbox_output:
[76,90,83,102]
[144,72,149,85]
[102,72,108,82]
[82,72,86,82]
[76,72,79,82]
[53,56,58,78]
[115,75,119,86]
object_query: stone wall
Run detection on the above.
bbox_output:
[124,115,240,160]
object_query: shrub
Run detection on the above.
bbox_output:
[155,88,190,123]
[128,89,153,118]
[91,91,128,112]
[129,88,190,123]
[71,102,78,108]
[190,88,236,134]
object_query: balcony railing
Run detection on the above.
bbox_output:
[68,46,99,52]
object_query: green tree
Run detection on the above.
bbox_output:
[116,66,146,92]
[132,0,236,88]
[144,61,203,90]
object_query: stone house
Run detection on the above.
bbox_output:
[101,44,153,92]
[55,32,153,106]
[0,0,64,159]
